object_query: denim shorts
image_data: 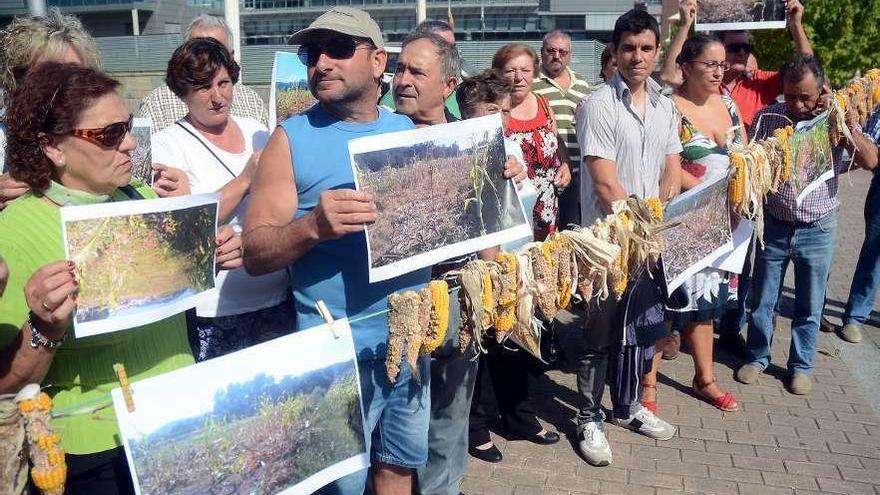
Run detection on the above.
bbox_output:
[316,354,430,495]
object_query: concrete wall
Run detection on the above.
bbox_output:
[114,70,270,113]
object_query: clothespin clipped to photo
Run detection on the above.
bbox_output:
[315,300,340,339]
[113,363,135,412]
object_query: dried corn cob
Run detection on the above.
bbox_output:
[644,197,663,222]
[532,241,558,319]
[554,235,574,310]
[15,385,65,495]
[421,280,450,354]
[406,290,429,383]
[493,252,519,338]
[387,291,420,383]
[729,152,746,206]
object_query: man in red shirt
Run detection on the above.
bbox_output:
[718,0,812,131]
[662,0,813,133]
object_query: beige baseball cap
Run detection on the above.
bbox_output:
[289,7,384,48]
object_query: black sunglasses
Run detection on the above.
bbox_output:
[298,36,373,66]
[725,42,754,55]
[70,115,133,148]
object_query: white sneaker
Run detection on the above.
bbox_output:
[577,421,612,466]
[612,404,677,441]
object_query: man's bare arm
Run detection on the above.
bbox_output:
[242,128,378,276]
[660,153,682,201]
[242,128,317,276]
[585,156,628,214]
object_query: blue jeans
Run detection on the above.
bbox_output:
[417,295,477,495]
[844,174,880,325]
[746,210,838,375]
[316,354,431,495]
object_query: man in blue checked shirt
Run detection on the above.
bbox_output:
[834,106,880,344]
[737,54,877,395]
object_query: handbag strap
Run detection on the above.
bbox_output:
[175,121,238,179]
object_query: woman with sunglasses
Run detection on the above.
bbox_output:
[0,62,243,494]
[642,32,747,414]
[151,38,294,362]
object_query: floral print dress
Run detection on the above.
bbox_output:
[506,95,562,241]
[669,95,745,322]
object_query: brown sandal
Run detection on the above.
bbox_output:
[693,377,738,412]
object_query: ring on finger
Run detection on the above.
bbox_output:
[41,300,53,312]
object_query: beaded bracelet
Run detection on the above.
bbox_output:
[27,312,66,349]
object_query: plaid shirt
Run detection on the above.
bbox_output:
[751,102,844,224]
[864,107,880,142]
[138,84,268,133]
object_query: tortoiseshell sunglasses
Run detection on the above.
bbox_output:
[70,115,133,148]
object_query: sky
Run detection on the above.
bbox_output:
[118,321,356,439]
[275,51,308,84]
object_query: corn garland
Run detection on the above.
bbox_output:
[493,252,519,338]
[553,235,574,310]
[532,242,558,319]
[421,280,450,354]
[15,385,65,495]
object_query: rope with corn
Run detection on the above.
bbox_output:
[14,385,65,495]
[727,68,880,246]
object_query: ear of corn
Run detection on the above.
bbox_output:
[422,280,450,354]
[15,389,66,495]
[493,253,519,338]
[387,292,420,383]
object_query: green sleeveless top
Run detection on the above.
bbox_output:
[0,180,194,454]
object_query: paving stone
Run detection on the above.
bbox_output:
[575,465,628,484]
[461,475,515,495]
[845,431,880,447]
[761,471,820,490]
[545,473,599,493]
[682,476,738,494]
[815,477,876,495]
[628,470,684,490]
[512,486,569,495]
[708,464,763,484]
[677,426,726,442]
[735,482,797,495]
[660,436,705,452]
[655,461,709,478]
[727,430,778,446]
[733,455,786,472]
[598,481,658,495]
[680,449,733,467]
[631,445,683,462]
[783,460,841,478]
[838,466,880,484]
[490,467,547,487]
[704,440,757,456]
[754,445,810,462]
[828,440,880,458]
[803,450,865,468]
[775,434,830,452]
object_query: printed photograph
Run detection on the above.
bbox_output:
[270,51,315,126]
[349,114,531,283]
[790,111,834,204]
[131,118,152,184]
[661,176,733,293]
[113,321,368,495]
[61,195,218,338]
[696,0,786,31]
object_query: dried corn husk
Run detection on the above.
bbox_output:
[15,385,65,495]
[531,241,558,319]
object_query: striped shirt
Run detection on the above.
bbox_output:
[138,83,269,133]
[575,72,682,225]
[532,66,591,166]
[751,102,843,224]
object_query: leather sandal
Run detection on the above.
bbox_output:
[692,377,739,412]
[641,383,658,413]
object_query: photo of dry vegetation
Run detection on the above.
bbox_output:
[354,128,525,269]
[789,114,833,196]
[130,122,152,184]
[127,366,364,495]
[65,203,216,324]
[698,0,785,24]
[273,52,316,125]
[661,178,732,285]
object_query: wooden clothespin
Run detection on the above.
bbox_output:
[315,300,340,339]
[113,363,135,412]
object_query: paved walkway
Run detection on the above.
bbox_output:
[462,169,880,495]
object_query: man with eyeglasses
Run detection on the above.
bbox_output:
[533,29,591,228]
[242,8,431,495]
[661,0,812,133]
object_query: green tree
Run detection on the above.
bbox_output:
[751,0,880,87]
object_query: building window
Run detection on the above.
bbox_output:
[555,15,584,31]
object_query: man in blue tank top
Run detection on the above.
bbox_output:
[242,7,430,495]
